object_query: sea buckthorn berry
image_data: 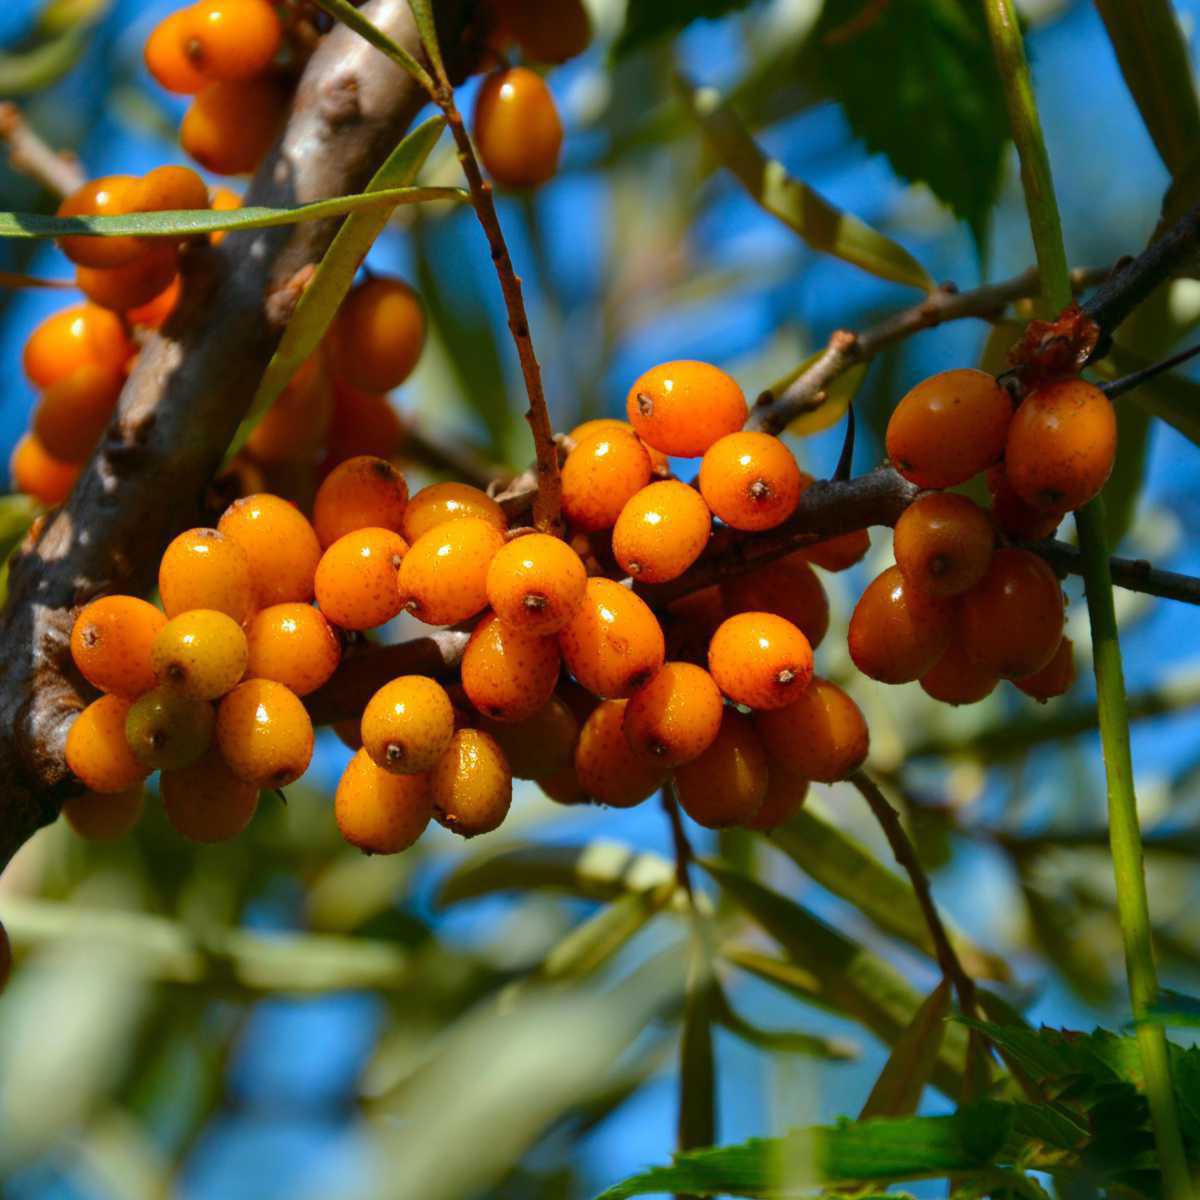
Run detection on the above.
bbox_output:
[461,612,561,723]
[474,67,563,189]
[336,749,432,854]
[62,786,145,841]
[799,528,871,572]
[361,675,455,775]
[986,465,1064,541]
[208,185,242,246]
[135,164,211,215]
[56,175,143,268]
[159,527,255,623]
[623,661,724,767]
[184,0,282,82]
[561,428,653,533]
[127,276,181,329]
[65,696,149,793]
[708,611,814,711]
[334,719,363,751]
[485,533,588,634]
[540,766,589,806]
[431,729,513,837]
[322,383,404,471]
[1014,635,1077,702]
[478,694,580,779]
[886,368,1013,489]
[959,548,1064,680]
[491,0,591,62]
[22,303,131,390]
[893,492,995,598]
[161,749,259,842]
[326,277,426,393]
[246,356,333,464]
[569,418,669,473]
[398,517,505,626]
[124,686,215,771]
[626,361,748,458]
[32,363,124,463]
[920,634,998,706]
[847,565,954,684]
[720,554,829,650]
[665,585,726,666]
[746,769,809,832]
[699,432,803,531]
[401,481,506,542]
[245,604,341,696]
[313,456,410,548]
[314,526,409,630]
[76,244,179,313]
[675,710,768,829]
[71,595,166,698]
[152,609,248,699]
[754,677,869,782]
[218,493,322,607]
[10,434,81,505]
[559,577,666,698]
[216,678,313,787]
[181,79,288,175]
[145,9,209,93]
[575,700,667,808]
[613,481,712,584]
[1005,379,1117,513]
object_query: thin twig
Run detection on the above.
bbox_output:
[661,789,695,899]
[0,102,84,198]
[1032,540,1200,607]
[1100,340,1200,400]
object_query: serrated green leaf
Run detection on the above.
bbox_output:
[311,0,432,90]
[860,981,951,1119]
[613,0,756,59]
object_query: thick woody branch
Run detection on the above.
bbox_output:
[0,103,85,199]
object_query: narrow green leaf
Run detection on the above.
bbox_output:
[1141,988,1200,1028]
[613,0,755,59]
[405,0,445,86]
[310,0,433,91]
[678,947,717,1155]
[0,27,87,95]
[860,980,951,1119]
[713,987,858,1060]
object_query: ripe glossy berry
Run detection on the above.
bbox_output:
[208,184,242,246]
[485,533,587,634]
[245,603,341,696]
[559,577,666,698]
[161,749,259,842]
[398,517,505,626]
[986,465,1064,541]
[920,635,998,706]
[326,277,426,393]
[10,434,81,505]
[478,694,580,779]
[799,527,871,573]
[699,432,803,531]
[561,427,653,533]
[575,699,667,808]
[720,554,829,650]
[124,686,215,770]
[62,786,145,841]
[313,455,409,548]
[76,243,179,313]
[491,0,591,62]
[181,79,287,174]
[71,595,166,698]
[183,0,282,81]
[145,9,208,93]
[959,548,1064,679]
[246,356,333,464]
[315,526,409,631]
[886,368,1013,489]
[402,482,506,542]
[218,493,322,607]
[1005,379,1117,513]
[135,164,211,214]
[431,729,513,837]
[152,609,248,699]
[127,276,181,329]
[623,661,724,767]
[322,383,404,470]
[56,175,143,268]
[1014,635,1076,702]
[755,677,869,782]
[626,361,747,458]
[893,492,995,598]
[847,565,953,684]
[336,748,432,854]
[361,675,455,775]
[664,585,726,666]
[22,303,131,389]
[66,696,149,793]
[613,481,712,584]
[539,766,589,806]
[708,612,814,711]
[569,418,668,473]
[461,611,561,723]
[675,710,769,829]
[159,527,255,623]
[746,769,809,832]
[32,362,123,463]
[216,678,313,787]
[474,67,563,189]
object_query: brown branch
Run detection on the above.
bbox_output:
[1031,540,1200,607]
[0,102,85,199]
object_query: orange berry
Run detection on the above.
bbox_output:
[245,603,341,696]
[398,517,505,626]
[76,243,179,313]
[847,565,954,684]
[135,164,211,214]
[539,766,589,806]
[461,610,560,722]
[22,303,131,389]
[335,748,432,853]
[893,492,995,598]
[473,67,563,189]
[559,577,665,698]
[431,728,513,837]
[56,175,144,268]
[10,433,81,505]
[699,431,803,531]
[401,481,506,542]
[124,686,215,770]
[65,696,149,793]
[485,533,587,634]
[159,527,256,623]
[959,548,1064,680]
[216,678,313,787]
[1014,635,1077,702]
[746,769,809,831]
[561,427,653,533]
[145,8,210,93]
[313,455,410,548]
[71,595,166,698]
[333,718,363,751]
[675,710,768,829]
[569,418,668,473]
[664,585,726,666]
[755,677,869,782]
[326,276,426,393]
[612,481,711,584]
[181,79,288,175]
[477,694,580,779]
[246,356,334,464]
[151,609,248,699]
[986,465,1064,541]
[1005,379,1117,513]
[720,554,829,649]
[321,390,404,473]
[184,0,282,82]
[886,368,1013,489]
[575,699,667,808]
[708,611,814,711]
[62,786,145,841]
[208,185,242,247]
[622,661,723,767]
[626,360,747,458]
[313,526,409,631]
[491,0,591,62]
[126,275,181,329]
[218,493,322,607]
[361,675,455,775]
[32,362,123,463]
[799,527,871,572]
[161,749,259,842]
[920,633,998,706]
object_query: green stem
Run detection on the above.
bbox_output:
[982,2,1192,1194]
